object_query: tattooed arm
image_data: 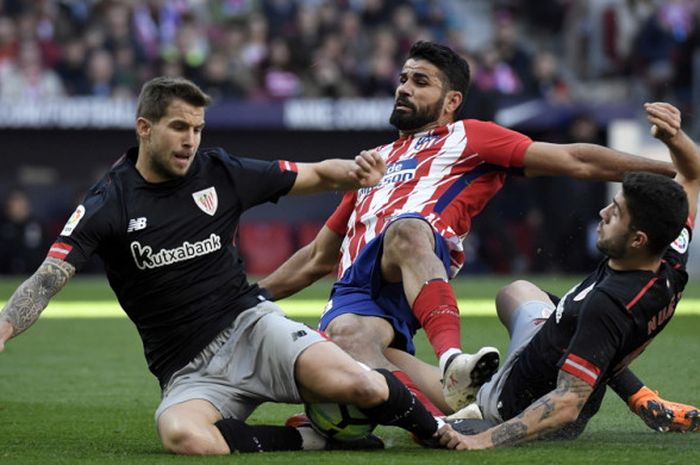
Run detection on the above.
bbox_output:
[0,258,76,351]
[439,371,593,450]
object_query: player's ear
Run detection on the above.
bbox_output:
[136,117,152,139]
[630,230,649,250]
[443,90,462,116]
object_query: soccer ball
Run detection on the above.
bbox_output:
[304,402,377,441]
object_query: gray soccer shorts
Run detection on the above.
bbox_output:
[476,299,554,423]
[154,300,326,422]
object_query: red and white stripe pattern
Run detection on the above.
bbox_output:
[47,242,73,260]
[278,160,298,172]
[562,353,601,386]
[335,120,528,278]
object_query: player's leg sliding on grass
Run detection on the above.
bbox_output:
[156,308,441,455]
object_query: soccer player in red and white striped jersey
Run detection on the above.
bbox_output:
[259,42,677,416]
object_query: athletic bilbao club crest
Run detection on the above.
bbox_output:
[192,187,218,216]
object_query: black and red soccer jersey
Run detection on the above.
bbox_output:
[498,219,693,421]
[48,147,297,386]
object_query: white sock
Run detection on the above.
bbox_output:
[296,426,327,450]
[439,348,463,375]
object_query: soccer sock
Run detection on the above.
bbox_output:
[393,370,444,416]
[412,279,462,359]
[607,368,645,402]
[214,418,303,453]
[359,368,438,440]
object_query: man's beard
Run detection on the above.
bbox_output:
[389,97,443,132]
[596,231,631,259]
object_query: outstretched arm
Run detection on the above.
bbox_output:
[522,142,676,180]
[289,150,386,195]
[0,258,76,351]
[645,101,700,219]
[438,371,592,449]
[258,225,343,301]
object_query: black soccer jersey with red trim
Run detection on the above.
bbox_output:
[498,220,692,421]
[49,147,297,386]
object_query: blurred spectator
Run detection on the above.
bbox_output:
[198,50,245,99]
[493,10,533,88]
[527,50,574,104]
[0,16,18,74]
[113,45,139,96]
[303,32,357,98]
[0,39,64,99]
[360,51,398,96]
[85,48,117,97]
[164,15,209,81]
[55,37,89,95]
[0,189,46,275]
[473,47,523,96]
[259,37,301,99]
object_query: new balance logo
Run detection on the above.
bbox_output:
[127,217,148,233]
[291,330,307,341]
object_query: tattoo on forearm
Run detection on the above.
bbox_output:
[0,258,74,336]
[491,422,527,447]
[537,397,556,421]
[557,371,593,413]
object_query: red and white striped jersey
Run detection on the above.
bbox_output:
[326,119,532,277]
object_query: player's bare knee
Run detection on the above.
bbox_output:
[383,219,434,263]
[496,280,536,316]
[326,317,390,364]
[158,414,225,455]
[326,323,368,360]
[344,369,387,406]
[326,318,367,352]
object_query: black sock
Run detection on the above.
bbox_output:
[214,418,303,453]
[608,368,645,401]
[359,368,438,439]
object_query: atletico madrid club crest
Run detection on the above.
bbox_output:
[192,187,218,216]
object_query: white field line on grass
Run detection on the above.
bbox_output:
[4,299,700,318]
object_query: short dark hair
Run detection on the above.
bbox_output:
[407,41,471,113]
[622,171,688,256]
[136,76,211,122]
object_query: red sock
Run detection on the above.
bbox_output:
[412,280,461,358]
[393,370,443,416]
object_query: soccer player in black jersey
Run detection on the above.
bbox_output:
[0,77,444,455]
[437,102,700,449]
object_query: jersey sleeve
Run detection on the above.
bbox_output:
[463,119,533,168]
[558,291,630,387]
[49,183,118,271]
[219,150,298,210]
[325,192,356,235]
[663,218,693,268]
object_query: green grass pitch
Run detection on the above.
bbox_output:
[1,275,699,464]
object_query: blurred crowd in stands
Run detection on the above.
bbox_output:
[1,0,695,275]
[0,0,697,109]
